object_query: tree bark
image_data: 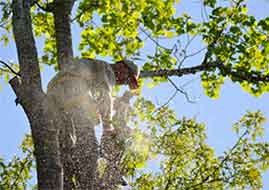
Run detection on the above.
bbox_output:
[60,106,99,190]
[12,0,41,89]
[11,1,64,189]
[52,0,75,70]
[9,78,64,190]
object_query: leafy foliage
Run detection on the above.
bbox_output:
[0,0,12,46]
[2,0,269,97]
[128,106,269,190]
[118,97,269,189]
[32,10,57,66]
[0,134,35,190]
[200,1,269,97]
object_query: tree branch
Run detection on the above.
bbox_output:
[167,77,195,103]
[217,63,269,83]
[52,0,75,70]
[153,90,178,114]
[34,0,54,12]
[185,130,248,190]
[140,60,269,84]
[140,62,213,78]
[12,0,41,91]
[10,154,34,190]
[0,60,20,76]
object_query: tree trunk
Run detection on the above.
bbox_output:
[10,78,64,190]
[57,105,99,190]
[11,0,64,189]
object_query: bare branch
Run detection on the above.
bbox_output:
[0,60,20,76]
[185,47,207,59]
[139,27,172,51]
[153,90,178,114]
[34,0,54,12]
[167,77,196,103]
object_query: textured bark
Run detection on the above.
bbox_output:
[12,0,41,89]
[11,1,63,189]
[9,77,64,190]
[26,95,64,190]
[52,0,75,70]
[59,106,98,190]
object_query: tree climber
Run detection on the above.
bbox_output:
[47,58,139,189]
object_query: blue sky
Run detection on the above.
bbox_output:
[0,0,269,188]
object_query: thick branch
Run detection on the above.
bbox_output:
[140,62,269,84]
[140,63,213,78]
[52,0,75,70]
[139,28,269,84]
[12,0,41,90]
[217,64,269,83]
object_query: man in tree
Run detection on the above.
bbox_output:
[47,58,139,189]
[3,0,269,190]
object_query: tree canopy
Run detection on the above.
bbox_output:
[0,0,269,189]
